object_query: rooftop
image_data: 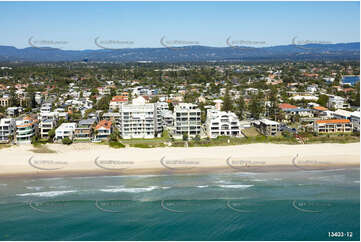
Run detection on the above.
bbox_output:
[316,119,350,124]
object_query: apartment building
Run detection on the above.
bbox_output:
[327,95,350,109]
[206,109,241,138]
[174,103,201,138]
[16,116,38,144]
[159,110,174,128]
[0,118,15,143]
[39,119,56,139]
[118,103,158,139]
[314,119,353,134]
[74,118,96,140]
[258,119,280,136]
[55,123,77,140]
[95,120,112,140]
[350,112,360,132]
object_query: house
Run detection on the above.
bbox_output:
[0,118,16,143]
[55,123,77,140]
[283,108,314,119]
[174,103,201,139]
[258,119,280,136]
[7,107,22,117]
[213,99,223,111]
[95,120,112,140]
[279,103,297,111]
[312,106,329,118]
[0,96,9,107]
[314,119,353,134]
[206,109,241,138]
[109,96,128,111]
[74,118,97,140]
[16,116,38,144]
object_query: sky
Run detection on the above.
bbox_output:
[0,1,359,50]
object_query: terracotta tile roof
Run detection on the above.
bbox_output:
[316,119,350,124]
[96,120,112,130]
[313,106,328,111]
[279,103,297,110]
[111,98,127,102]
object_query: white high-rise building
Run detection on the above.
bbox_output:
[174,103,201,138]
[206,109,241,138]
[118,98,161,139]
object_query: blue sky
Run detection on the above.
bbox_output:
[0,1,359,50]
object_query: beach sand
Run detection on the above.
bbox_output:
[0,143,359,178]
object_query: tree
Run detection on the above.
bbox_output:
[48,128,55,142]
[317,94,329,107]
[237,94,246,120]
[249,94,263,119]
[222,87,232,112]
[182,133,188,141]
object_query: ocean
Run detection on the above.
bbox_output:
[0,168,359,241]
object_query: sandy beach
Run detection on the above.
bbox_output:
[0,143,359,178]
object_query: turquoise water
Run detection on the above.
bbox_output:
[0,168,359,241]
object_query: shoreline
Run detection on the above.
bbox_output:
[0,143,359,179]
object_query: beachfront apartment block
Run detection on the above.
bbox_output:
[39,119,56,139]
[16,116,38,144]
[258,119,280,136]
[174,103,201,138]
[74,118,97,140]
[95,120,112,140]
[0,118,16,143]
[55,123,77,140]
[314,119,353,134]
[117,103,158,139]
[206,109,241,138]
[327,95,350,109]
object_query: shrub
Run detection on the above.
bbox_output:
[62,137,73,145]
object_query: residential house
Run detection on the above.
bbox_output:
[95,120,112,140]
[74,118,97,140]
[55,123,77,140]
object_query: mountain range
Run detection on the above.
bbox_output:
[0,42,359,63]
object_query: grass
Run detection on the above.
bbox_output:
[242,127,261,137]
[129,143,166,148]
[109,141,126,149]
[0,144,11,149]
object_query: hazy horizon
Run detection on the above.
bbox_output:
[0,1,359,50]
